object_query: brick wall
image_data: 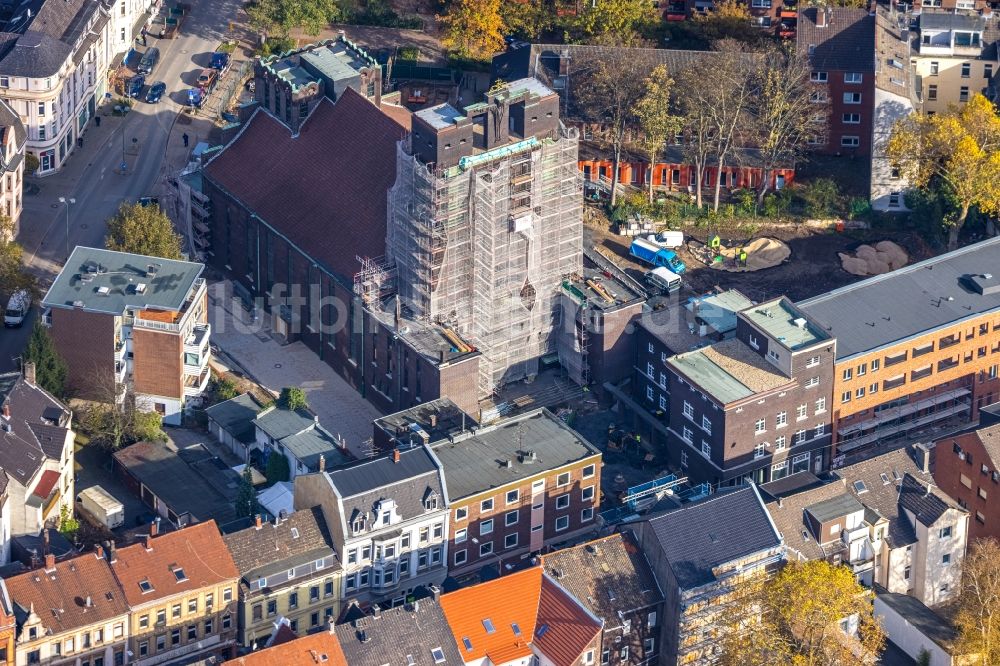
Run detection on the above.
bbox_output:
[49,307,116,398]
[133,328,182,400]
[932,430,1000,543]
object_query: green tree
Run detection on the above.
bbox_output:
[440,0,506,62]
[955,538,1000,666]
[80,385,165,451]
[265,450,290,484]
[635,65,683,203]
[247,0,339,39]
[235,465,260,518]
[888,93,1000,249]
[279,386,308,411]
[207,376,240,405]
[105,203,183,259]
[0,215,34,296]
[24,321,68,398]
[500,0,551,41]
[569,0,655,45]
[58,504,80,537]
[24,153,39,176]
[718,559,885,666]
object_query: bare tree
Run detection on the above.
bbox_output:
[705,40,758,212]
[572,50,648,206]
[635,65,684,203]
[674,62,716,209]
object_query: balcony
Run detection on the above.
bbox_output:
[184,367,210,396]
[114,338,126,364]
[184,323,211,354]
[132,278,206,333]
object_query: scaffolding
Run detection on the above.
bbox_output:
[353,255,396,306]
[387,125,583,398]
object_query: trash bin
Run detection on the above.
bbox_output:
[835,221,845,233]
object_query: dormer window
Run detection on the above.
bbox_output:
[423,489,439,511]
[138,579,154,594]
[352,518,365,534]
[172,567,187,583]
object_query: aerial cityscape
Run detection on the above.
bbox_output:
[0,0,995,663]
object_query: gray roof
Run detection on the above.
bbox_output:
[335,598,464,666]
[645,486,782,589]
[223,507,337,579]
[666,338,791,405]
[414,103,464,130]
[542,531,663,623]
[0,96,26,165]
[0,30,71,77]
[804,493,864,524]
[42,247,204,316]
[0,372,70,488]
[254,405,352,471]
[798,7,875,72]
[29,0,97,43]
[898,473,959,527]
[255,405,318,441]
[373,397,476,447]
[970,423,1000,467]
[876,590,961,652]
[765,478,853,561]
[919,12,985,32]
[798,236,1000,360]
[741,298,831,351]
[205,393,262,445]
[431,409,600,501]
[300,39,373,82]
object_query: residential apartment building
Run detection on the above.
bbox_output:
[439,567,602,666]
[294,446,450,609]
[252,404,351,480]
[912,11,998,114]
[386,77,582,398]
[222,627,348,666]
[0,364,75,544]
[797,237,1000,459]
[0,583,13,666]
[932,415,1000,543]
[764,444,969,606]
[334,595,462,666]
[431,408,602,576]
[372,397,475,454]
[223,509,341,650]
[664,297,837,486]
[42,247,211,425]
[109,0,158,59]
[798,7,876,156]
[109,521,240,665]
[541,531,665,666]
[0,98,25,234]
[0,0,113,174]
[634,485,784,666]
[7,550,130,666]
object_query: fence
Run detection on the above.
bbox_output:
[214,59,252,118]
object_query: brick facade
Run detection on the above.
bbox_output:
[49,307,116,398]
[132,328,183,401]
[932,427,1000,543]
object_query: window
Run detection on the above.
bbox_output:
[455,507,468,520]
[432,648,447,664]
[755,418,766,434]
[814,423,826,438]
[701,415,712,433]
[646,386,654,401]
[288,591,298,609]
[139,579,154,594]
[582,464,595,479]
[582,507,594,521]
[806,376,820,388]
[37,102,45,116]
[755,442,766,458]
[841,136,860,148]
[505,510,519,526]
[797,404,808,420]
[481,498,494,513]
[810,71,828,82]
[843,368,853,381]
[928,84,938,101]
[700,441,711,459]
[506,489,519,504]
[557,472,570,487]
[481,519,494,535]
[138,642,148,658]
[844,72,863,83]
[583,649,595,665]
[37,126,45,141]
[843,92,862,104]
[904,566,911,580]
[748,333,759,349]
[775,411,787,428]
[682,426,693,443]
[187,625,197,641]
[940,526,952,539]
[0,77,7,88]
[454,549,467,565]
[961,62,971,78]
[171,629,181,645]
[986,64,994,79]
[555,515,569,531]
[795,430,807,444]
[843,113,861,124]
[942,553,951,564]
[582,486,595,502]
[504,533,518,549]
[139,615,150,630]
[156,609,167,625]
[479,541,493,556]
[815,398,826,413]
[929,61,939,75]
[188,599,198,614]
[960,86,970,103]
[683,401,694,419]
[842,391,852,403]
[556,493,570,510]
[646,361,654,377]
[855,386,865,399]
[455,528,467,543]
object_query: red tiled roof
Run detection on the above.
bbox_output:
[222,631,348,666]
[110,521,239,607]
[203,88,408,281]
[31,469,60,498]
[535,576,602,666]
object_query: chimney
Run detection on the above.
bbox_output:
[394,295,402,328]
[428,584,441,601]
[255,514,263,529]
[816,6,829,27]
[327,617,336,635]
[777,497,783,508]
[23,361,35,386]
[392,448,400,463]
[95,544,104,560]
[85,595,92,608]
[144,534,153,551]
[2,404,9,419]
[108,541,116,563]
[429,414,438,428]
[914,443,931,474]
[43,528,50,554]
[149,520,158,537]
[318,454,326,472]
[44,553,55,571]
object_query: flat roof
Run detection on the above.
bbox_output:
[742,298,830,351]
[431,409,600,500]
[373,397,476,445]
[876,590,961,652]
[919,11,985,31]
[667,338,791,404]
[269,59,318,90]
[798,237,1000,359]
[414,103,464,130]
[641,290,754,355]
[300,40,370,82]
[506,76,557,100]
[366,297,479,365]
[561,268,643,311]
[804,493,864,523]
[42,247,203,316]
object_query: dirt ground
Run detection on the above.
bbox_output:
[585,208,935,303]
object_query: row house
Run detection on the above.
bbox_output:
[541,531,665,666]
[764,444,968,607]
[911,11,998,114]
[7,550,130,666]
[42,247,212,425]
[430,408,602,576]
[223,509,342,651]
[109,521,240,665]
[634,485,784,666]
[293,446,450,609]
[335,593,461,666]
[664,297,837,486]
[797,236,1000,460]
[223,627,348,666]
[252,405,351,479]
[932,406,1000,543]
[0,98,25,234]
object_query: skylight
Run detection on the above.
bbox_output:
[483,619,495,634]
[173,568,188,582]
[138,579,153,593]
[431,648,446,664]
[406,655,415,666]
[462,638,473,652]
[536,624,550,638]
[880,473,890,485]
[853,480,868,494]
[290,527,300,539]
[511,623,521,637]
[892,469,902,482]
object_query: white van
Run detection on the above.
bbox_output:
[4,289,30,327]
[651,230,684,248]
[646,267,682,294]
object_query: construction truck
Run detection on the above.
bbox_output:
[629,237,687,273]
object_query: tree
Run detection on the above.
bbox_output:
[573,52,648,205]
[749,45,821,207]
[691,0,763,45]
[235,465,260,518]
[500,0,552,41]
[23,322,68,398]
[278,386,308,411]
[887,94,1000,249]
[24,153,38,176]
[207,375,240,405]
[79,378,165,451]
[58,504,80,537]
[569,0,655,46]
[635,66,683,203]
[247,0,339,39]
[105,203,183,259]
[0,215,34,296]
[674,58,718,209]
[955,538,1000,665]
[265,450,290,484]
[439,0,505,62]
[718,559,885,666]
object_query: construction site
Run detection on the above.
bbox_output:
[385,78,583,399]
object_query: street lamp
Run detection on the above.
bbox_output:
[58,196,76,259]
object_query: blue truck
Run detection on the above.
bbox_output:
[629,237,687,273]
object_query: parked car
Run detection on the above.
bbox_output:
[197,68,217,91]
[186,87,204,108]
[145,81,166,103]
[127,74,145,98]
[137,47,160,75]
[210,51,230,71]
[4,289,31,327]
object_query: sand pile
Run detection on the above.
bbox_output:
[711,237,791,272]
[839,241,908,276]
